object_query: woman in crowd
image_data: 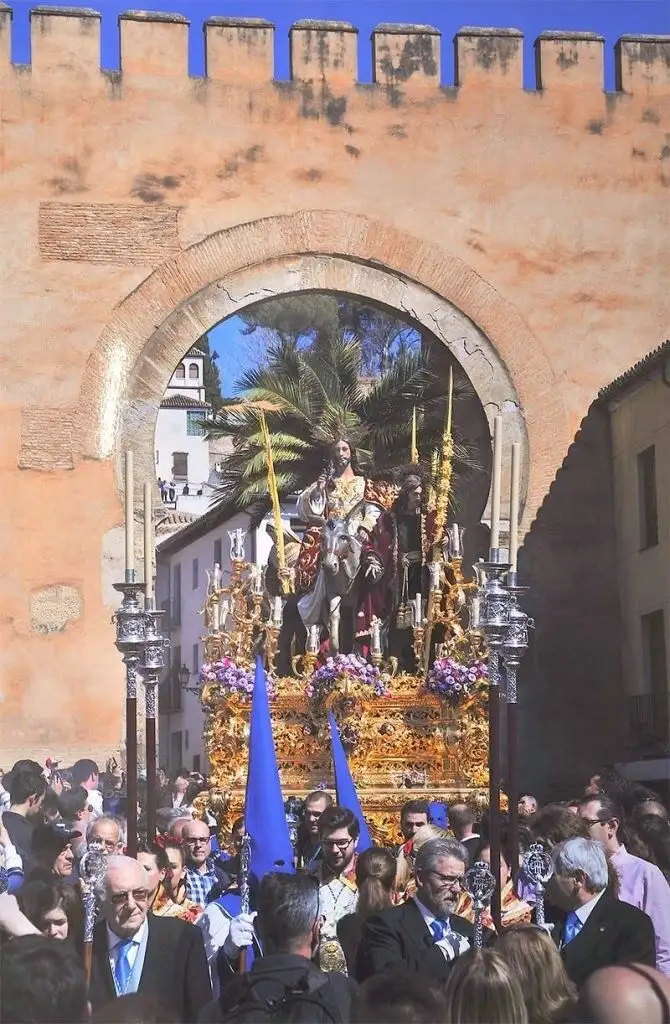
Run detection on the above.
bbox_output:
[137,841,203,924]
[495,924,578,1023]
[337,847,396,972]
[455,841,531,930]
[17,879,83,951]
[443,947,529,1023]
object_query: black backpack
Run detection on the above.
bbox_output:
[217,969,348,1024]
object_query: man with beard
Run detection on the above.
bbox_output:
[296,791,333,870]
[358,470,427,666]
[313,807,359,935]
[355,837,478,982]
[2,770,47,877]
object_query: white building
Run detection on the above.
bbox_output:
[155,347,218,517]
[156,502,298,775]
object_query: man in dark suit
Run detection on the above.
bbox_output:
[356,837,477,982]
[89,854,212,1022]
[547,836,656,988]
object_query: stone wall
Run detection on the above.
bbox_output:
[1,6,669,766]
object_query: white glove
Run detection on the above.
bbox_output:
[435,932,471,961]
[223,912,257,958]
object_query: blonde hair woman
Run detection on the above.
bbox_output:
[443,947,529,1024]
[495,925,578,1023]
[395,823,448,901]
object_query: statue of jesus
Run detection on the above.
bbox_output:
[295,438,395,652]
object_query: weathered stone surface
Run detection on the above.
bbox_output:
[30,584,82,634]
[1,15,669,779]
[39,203,181,264]
[19,409,74,470]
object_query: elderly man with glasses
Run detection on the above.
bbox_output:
[89,855,211,1021]
[356,837,479,982]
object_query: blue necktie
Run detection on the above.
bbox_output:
[430,919,447,941]
[114,938,134,994]
[563,911,581,946]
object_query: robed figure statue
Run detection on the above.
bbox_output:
[294,438,396,653]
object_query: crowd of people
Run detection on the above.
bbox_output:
[1,758,670,1022]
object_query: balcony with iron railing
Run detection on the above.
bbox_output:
[628,692,670,757]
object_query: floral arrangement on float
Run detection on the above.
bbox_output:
[424,656,488,704]
[199,657,277,701]
[305,653,391,703]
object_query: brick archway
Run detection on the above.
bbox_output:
[75,210,568,531]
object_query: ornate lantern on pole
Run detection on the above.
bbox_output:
[141,603,170,841]
[113,575,145,858]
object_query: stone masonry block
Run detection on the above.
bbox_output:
[39,202,181,265]
[30,584,83,635]
[19,408,74,471]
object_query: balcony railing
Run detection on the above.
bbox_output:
[628,692,670,755]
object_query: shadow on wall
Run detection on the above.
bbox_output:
[516,402,624,800]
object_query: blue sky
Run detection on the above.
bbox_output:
[11,0,668,391]
[10,1,669,83]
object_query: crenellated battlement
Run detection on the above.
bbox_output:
[1,6,669,97]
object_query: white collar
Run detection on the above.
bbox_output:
[574,888,606,926]
[106,917,148,950]
[413,894,451,931]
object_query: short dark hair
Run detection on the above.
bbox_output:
[10,769,47,805]
[42,788,61,817]
[0,935,87,1023]
[11,759,43,775]
[58,785,89,821]
[90,994,180,1024]
[305,790,334,809]
[449,801,476,830]
[318,805,360,840]
[352,970,448,1023]
[256,872,319,954]
[70,759,99,787]
[400,799,430,822]
[530,804,589,849]
[231,816,245,832]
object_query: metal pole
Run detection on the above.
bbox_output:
[145,685,157,843]
[125,669,138,859]
[488,651,502,932]
[507,673,520,879]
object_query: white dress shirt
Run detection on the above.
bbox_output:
[574,888,606,928]
[413,896,471,961]
[107,919,149,994]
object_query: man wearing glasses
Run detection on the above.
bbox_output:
[578,794,670,975]
[356,837,476,981]
[183,819,224,905]
[89,855,211,1020]
[314,806,360,935]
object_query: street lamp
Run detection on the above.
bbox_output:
[178,663,201,695]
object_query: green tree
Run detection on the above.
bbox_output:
[205,334,477,522]
[237,293,422,376]
[198,332,224,413]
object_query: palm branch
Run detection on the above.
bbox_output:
[204,334,482,522]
